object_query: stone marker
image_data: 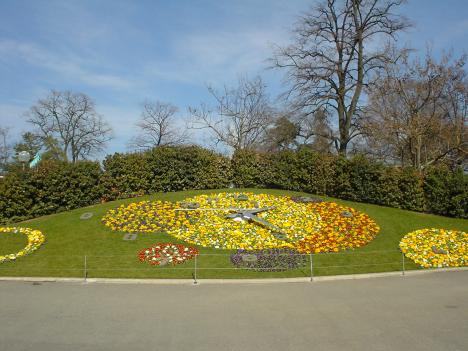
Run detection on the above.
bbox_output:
[158,258,170,266]
[272,232,288,241]
[431,246,448,255]
[341,211,353,218]
[80,212,93,220]
[291,196,323,203]
[123,233,137,241]
[236,194,249,201]
[241,254,258,263]
[180,202,200,209]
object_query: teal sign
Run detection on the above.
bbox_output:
[29,153,41,168]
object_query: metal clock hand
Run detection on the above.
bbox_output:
[225,208,290,242]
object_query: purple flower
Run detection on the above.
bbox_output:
[230,249,306,272]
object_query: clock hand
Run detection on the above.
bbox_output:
[239,213,291,243]
[175,207,275,213]
[175,207,241,211]
[244,206,276,214]
[247,214,277,229]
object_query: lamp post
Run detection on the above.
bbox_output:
[18,151,30,171]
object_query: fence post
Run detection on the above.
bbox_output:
[401,252,405,276]
[84,255,87,282]
[193,254,198,285]
[310,253,314,282]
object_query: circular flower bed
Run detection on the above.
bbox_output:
[230,249,307,272]
[167,193,322,250]
[103,192,380,253]
[102,201,189,233]
[0,227,45,263]
[138,243,199,266]
[399,228,467,268]
[295,202,380,253]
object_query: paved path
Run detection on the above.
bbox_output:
[0,271,467,351]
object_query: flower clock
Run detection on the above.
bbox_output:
[400,228,467,268]
[103,192,380,254]
[138,243,199,266]
[0,227,45,263]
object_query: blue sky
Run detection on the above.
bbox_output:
[1,0,467,156]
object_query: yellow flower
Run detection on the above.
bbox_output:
[0,227,46,263]
[400,228,467,268]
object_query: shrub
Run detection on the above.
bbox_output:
[0,145,465,223]
[148,146,231,192]
[0,173,34,223]
[231,149,271,188]
[229,149,464,217]
[0,160,103,224]
[424,166,468,218]
[101,152,152,201]
[293,148,336,195]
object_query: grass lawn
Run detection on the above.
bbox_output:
[1,188,467,279]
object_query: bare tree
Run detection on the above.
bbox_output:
[272,0,410,155]
[129,101,187,150]
[26,90,112,162]
[363,51,468,170]
[0,126,11,171]
[189,76,274,151]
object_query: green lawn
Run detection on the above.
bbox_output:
[1,188,467,279]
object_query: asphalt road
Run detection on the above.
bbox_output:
[0,272,467,351]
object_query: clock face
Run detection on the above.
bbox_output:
[102,192,380,253]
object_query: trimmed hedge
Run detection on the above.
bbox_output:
[147,146,231,193]
[0,146,466,224]
[101,146,231,200]
[424,166,468,218]
[230,148,466,218]
[0,146,231,224]
[0,160,103,223]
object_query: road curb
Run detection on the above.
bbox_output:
[0,267,467,285]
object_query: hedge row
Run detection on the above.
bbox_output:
[100,146,231,200]
[0,146,231,224]
[231,149,467,218]
[0,161,102,223]
[0,146,466,224]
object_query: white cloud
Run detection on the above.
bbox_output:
[0,39,134,90]
[145,28,290,86]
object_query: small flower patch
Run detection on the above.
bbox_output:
[0,227,45,263]
[138,243,199,266]
[230,249,307,272]
[399,228,467,268]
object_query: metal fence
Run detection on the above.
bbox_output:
[0,249,419,283]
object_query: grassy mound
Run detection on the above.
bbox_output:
[1,188,467,279]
